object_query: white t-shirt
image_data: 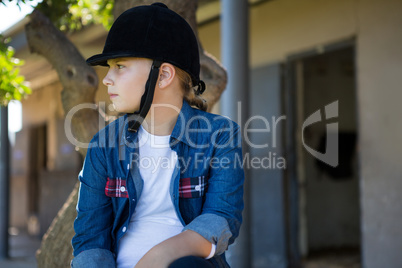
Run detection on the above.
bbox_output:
[116,126,183,268]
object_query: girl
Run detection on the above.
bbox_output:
[71,3,244,268]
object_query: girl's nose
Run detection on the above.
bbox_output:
[103,70,114,86]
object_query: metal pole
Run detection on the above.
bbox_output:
[221,0,250,267]
[0,106,10,259]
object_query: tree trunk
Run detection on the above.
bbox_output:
[26,1,227,267]
[25,10,100,159]
[25,9,100,267]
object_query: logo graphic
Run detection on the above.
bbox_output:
[302,101,338,167]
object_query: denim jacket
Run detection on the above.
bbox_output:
[71,100,244,267]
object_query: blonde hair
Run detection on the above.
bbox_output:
[175,67,207,111]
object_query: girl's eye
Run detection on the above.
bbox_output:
[117,64,124,69]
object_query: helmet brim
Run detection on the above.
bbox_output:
[86,51,201,88]
[86,52,143,66]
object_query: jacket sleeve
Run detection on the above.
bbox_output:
[71,133,115,266]
[71,248,116,268]
[183,121,245,255]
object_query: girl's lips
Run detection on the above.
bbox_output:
[109,94,118,99]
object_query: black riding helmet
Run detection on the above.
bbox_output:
[86,2,205,132]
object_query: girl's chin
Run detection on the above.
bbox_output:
[110,101,140,113]
[113,106,139,114]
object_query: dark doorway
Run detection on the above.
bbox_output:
[285,43,361,267]
[27,124,47,235]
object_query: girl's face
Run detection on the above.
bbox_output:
[103,57,152,113]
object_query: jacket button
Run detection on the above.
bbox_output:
[122,226,127,232]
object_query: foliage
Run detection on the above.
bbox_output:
[0,0,115,106]
[35,0,114,31]
[0,35,31,106]
[0,0,36,8]
[68,0,114,31]
[0,0,114,31]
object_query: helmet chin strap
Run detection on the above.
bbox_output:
[128,60,162,132]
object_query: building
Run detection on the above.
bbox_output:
[3,0,402,267]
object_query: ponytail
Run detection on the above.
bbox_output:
[175,67,208,111]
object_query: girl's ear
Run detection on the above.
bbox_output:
[158,63,176,88]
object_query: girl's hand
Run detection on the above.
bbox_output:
[134,230,212,268]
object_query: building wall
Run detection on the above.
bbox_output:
[6,0,401,265]
[20,81,65,170]
[11,130,30,228]
[357,0,402,267]
[198,0,402,267]
[10,81,81,233]
[199,0,358,67]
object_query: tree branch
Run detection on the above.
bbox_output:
[26,9,100,157]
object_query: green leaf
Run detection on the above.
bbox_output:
[0,36,32,106]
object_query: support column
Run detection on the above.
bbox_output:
[220,0,250,267]
[0,106,10,259]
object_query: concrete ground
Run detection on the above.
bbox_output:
[0,231,41,268]
[303,248,361,268]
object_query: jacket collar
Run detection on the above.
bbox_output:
[120,99,197,148]
[170,99,197,148]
